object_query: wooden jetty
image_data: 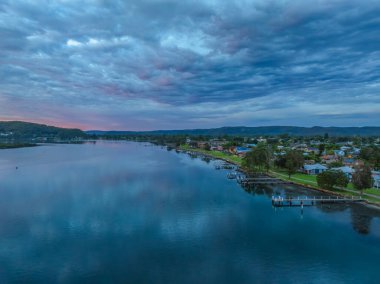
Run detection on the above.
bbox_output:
[236,176,292,185]
[272,196,364,207]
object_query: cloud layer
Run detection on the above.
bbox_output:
[1,0,379,130]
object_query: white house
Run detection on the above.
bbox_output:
[303,164,328,175]
[372,171,380,189]
[331,166,354,180]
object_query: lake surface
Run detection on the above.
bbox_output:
[0,141,379,283]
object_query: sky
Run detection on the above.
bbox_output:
[0,0,380,130]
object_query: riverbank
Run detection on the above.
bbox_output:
[0,142,38,149]
[178,145,380,207]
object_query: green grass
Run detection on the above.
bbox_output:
[346,183,379,196]
[270,169,318,187]
[364,188,380,196]
[179,145,243,165]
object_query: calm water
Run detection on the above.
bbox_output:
[0,142,379,283]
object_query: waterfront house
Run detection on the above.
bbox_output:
[331,166,354,180]
[197,142,208,149]
[372,171,380,189]
[235,146,251,157]
[303,163,327,175]
[374,177,380,189]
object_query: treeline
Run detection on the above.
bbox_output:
[0,121,86,140]
[86,126,380,136]
[0,142,37,149]
[360,146,380,170]
[242,145,305,178]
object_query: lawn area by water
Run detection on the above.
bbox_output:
[180,144,243,165]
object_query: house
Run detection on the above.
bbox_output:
[196,142,208,149]
[307,147,320,155]
[304,160,316,165]
[322,155,339,165]
[331,166,354,180]
[343,158,355,167]
[235,146,251,156]
[293,143,308,151]
[333,150,345,157]
[303,163,327,175]
[351,148,361,155]
[372,171,380,189]
[245,143,257,148]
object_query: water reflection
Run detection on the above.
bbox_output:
[240,172,380,236]
[0,142,380,283]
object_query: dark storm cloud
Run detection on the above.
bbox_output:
[0,0,379,129]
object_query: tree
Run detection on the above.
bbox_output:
[318,144,325,156]
[284,150,304,178]
[317,170,349,190]
[360,146,380,170]
[317,171,337,190]
[336,171,349,188]
[352,164,373,195]
[274,156,286,168]
[328,161,344,168]
[204,143,211,151]
[242,144,272,173]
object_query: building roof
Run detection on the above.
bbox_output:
[304,163,327,171]
[236,147,251,153]
[331,166,354,174]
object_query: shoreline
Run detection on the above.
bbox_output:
[178,147,380,209]
[0,143,38,150]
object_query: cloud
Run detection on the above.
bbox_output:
[0,0,379,129]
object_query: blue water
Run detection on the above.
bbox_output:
[0,141,379,283]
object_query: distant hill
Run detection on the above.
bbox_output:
[0,121,86,140]
[87,126,380,137]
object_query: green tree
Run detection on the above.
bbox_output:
[360,146,380,170]
[328,161,344,168]
[318,144,325,156]
[284,150,304,179]
[317,171,337,190]
[274,156,286,168]
[352,164,373,195]
[242,144,272,173]
[204,143,211,151]
[317,170,349,190]
[336,171,349,188]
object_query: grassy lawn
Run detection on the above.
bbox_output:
[179,145,243,165]
[346,183,379,196]
[364,188,380,196]
[270,169,318,187]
